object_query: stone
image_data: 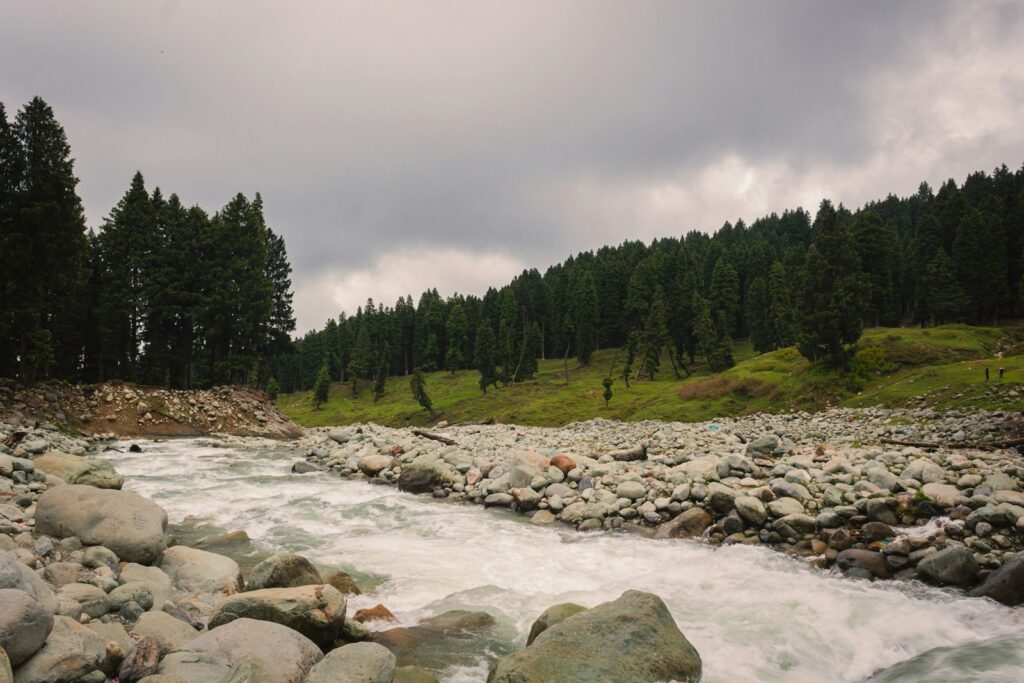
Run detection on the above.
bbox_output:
[120,564,173,611]
[733,496,767,527]
[132,611,199,654]
[549,455,576,475]
[56,583,110,619]
[81,546,119,572]
[0,589,52,667]
[358,454,392,476]
[654,507,712,540]
[108,582,154,611]
[508,452,546,489]
[157,651,231,683]
[208,584,346,648]
[615,481,646,500]
[866,499,898,525]
[920,482,964,508]
[394,666,439,683]
[35,485,167,564]
[530,510,556,526]
[917,546,979,587]
[221,657,273,683]
[304,642,396,683]
[767,497,804,517]
[369,610,499,671]
[484,493,513,507]
[118,637,161,683]
[902,458,946,484]
[12,616,106,683]
[189,618,323,683]
[835,549,889,579]
[511,487,542,511]
[489,590,701,683]
[968,552,1024,606]
[32,453,123,490]
[41,563,81,588]
[354,604,396,623]
[397,460,457,494]
[245,553,322,591]
[526,603,586,646]
[324,570,361,595]
[746,435,778,457]
[158,546,242,617]
[0,648,10,683]
[85,621,132,662]
[861,522,895,542]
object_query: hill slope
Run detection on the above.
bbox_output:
[278,324,1024,428]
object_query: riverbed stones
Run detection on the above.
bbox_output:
[397,459,456,494]
[208,584,347,648]
[358,454,392,476]
[188,618,323,683]
[244,553,322,591]
[120,564,172,611]
[304,642,396,683]
[615,481,646,500]
[158,546,242,617]
[767,497,804,517]
[56,582,109,619]
[734,496,767,526]
[526,603,586,645]
[916,546,979,587]
[835,549,889,579]
[13,616,106,683]
[35,486,168,564]
[31,453,123,490]
[489,590,701,683]
[157,651,231,683]
[0,589,52,667]
[118,637,161,683]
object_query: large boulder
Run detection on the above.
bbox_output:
[835,549,889,579]
[245,553,322,591]
[968,552,1024,606]
[12,616,106,683]
[305,642,396,683]
[653,507,712,540]
[188,618,322,683]
[1,553,56,614]
[131,612,198,655]
[158,546,242,617]
[917,546,979,587]
[35,486,167,564]
[371,610,507,671]
[156,651,231,683]
[1,647,11,683]
[397,459,457,494]
[120,564,173,611]
[208,585,346,648]
[509,451,547,489]
[32,453,123,490]
[55,583,109,619]
[488,591,701,683]
[526,603,586,645]
[0,590,52,667]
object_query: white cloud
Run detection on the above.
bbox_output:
[292,247,524,331]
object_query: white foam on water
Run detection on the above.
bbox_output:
[100,439,1024,683]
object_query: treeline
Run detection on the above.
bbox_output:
[0,96,295,387]
[273,163,1024,396]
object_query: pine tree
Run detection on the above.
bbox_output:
[265,226,296,354]
[638,288,673,379]
[921,249,968,324]
[6,97,89,382]
[621,331,638,389]
[266,377,281,400]
[693,294,718,368]
[573,270,598,365]
[444,302,468,374]
[0,102,24,377]
[708,259,740,336]
[409,367,433,416]
[474,322,498,393]
[766,261,795,350]
[602,377,613,407]
[520,321,541,380]
[745,275,770,353]
[313,362,330,409]
[709,311,735,372]
[496,289,519,383]
[349,325,373,381]
[373,342,390,403]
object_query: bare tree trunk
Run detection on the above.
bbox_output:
[563,345,570,385]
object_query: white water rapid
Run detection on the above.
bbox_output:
[100,438,1024,683]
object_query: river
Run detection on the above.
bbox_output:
[99,438,1024,683]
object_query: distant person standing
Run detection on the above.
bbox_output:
[985,367,990,382]
[999,367,1006,381]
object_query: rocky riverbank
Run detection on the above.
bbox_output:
[296,407,1024,601]
[0,379,302,439]
[1,415,702,681]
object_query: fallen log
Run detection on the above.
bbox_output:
[411,429,457,446]
[881,437,1024,451]
[450,417,495,426]
[600,444,648,461]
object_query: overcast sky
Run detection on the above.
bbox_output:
[3,1,1024,332]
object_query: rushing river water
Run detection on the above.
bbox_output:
[99,438,1024,683]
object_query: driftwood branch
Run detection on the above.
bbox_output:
[881,437,1024,451]
[412,429,457,446]
[598,444,648,461]
[450,418,495,426]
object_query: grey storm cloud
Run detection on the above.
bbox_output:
[3,1,1024,330]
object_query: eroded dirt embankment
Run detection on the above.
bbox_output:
[0,379,303,439]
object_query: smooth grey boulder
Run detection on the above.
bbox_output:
[158,546,242,617]
[156,651,230,683]
[0,552,57,614]
[244,553,322,591]
[108,582,154,612]
[208,585,346,648]
[917,546,980,587]
[189,618,322,683]
[120,564,172,611]
[131,611,198,655]
[488,591,701,683]
[0,589,52,667]
[305,642,396,683]
[35,485,167,564]
[221,657,273,683]
[653,507,712,540]
[968,552,1024,606]
[1,647,11,683]
[526,603,586,646]
[32,452,123,490]
[55,583,109,619]
[397,459,457,494]
[12,615,106,683]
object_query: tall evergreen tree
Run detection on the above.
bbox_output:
[745,275,770,353]
[445,302,468,374]
[573,270,598,365]
[765,261,795,350]
[474,322,498,393]
[921,249,968,324]
[409,367,433,417]
[638,288,673,379]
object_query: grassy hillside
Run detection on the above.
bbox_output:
[278,324,1024,428]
